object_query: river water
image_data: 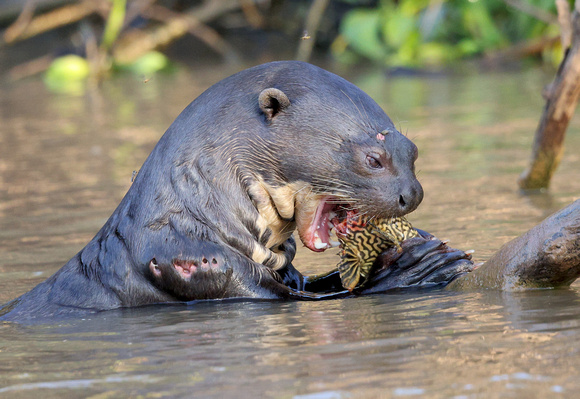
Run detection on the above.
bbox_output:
[1,64,579,398]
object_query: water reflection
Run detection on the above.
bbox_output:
[3,289,580,397]
[1,65,580,397]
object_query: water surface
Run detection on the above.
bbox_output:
[1,65,580,398]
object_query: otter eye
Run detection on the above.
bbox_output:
[366,154,383,169]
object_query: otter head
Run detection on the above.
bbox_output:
[247,73,423,255]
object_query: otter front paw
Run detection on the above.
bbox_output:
[146,252,239,301]
[360,235,476,294]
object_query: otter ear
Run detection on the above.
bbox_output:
[259,88,290,120]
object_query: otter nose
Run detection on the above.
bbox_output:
[397,181,424,214]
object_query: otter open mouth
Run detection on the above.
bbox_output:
[297,196,358,252]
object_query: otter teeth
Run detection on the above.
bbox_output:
[313,231,329,250]
[314,237,329,250]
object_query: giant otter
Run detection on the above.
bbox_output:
[2,61,579,322]
[1,61,453,321]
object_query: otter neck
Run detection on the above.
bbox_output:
[245,177,309,270]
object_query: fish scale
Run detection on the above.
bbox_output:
[337,215,419,290]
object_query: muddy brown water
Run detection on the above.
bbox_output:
[1,65,580,398]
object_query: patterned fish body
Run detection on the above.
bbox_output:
[336,215,419,291]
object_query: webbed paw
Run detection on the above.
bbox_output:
[360,234,476,294]
[146,247,239,301]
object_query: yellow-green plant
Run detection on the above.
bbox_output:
[336,0,561,68]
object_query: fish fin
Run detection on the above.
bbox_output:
[337,259,361,291]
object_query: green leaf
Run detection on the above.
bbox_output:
[462,1,506,50]
[102,0,127,50]
[457,39,480,57]
[44,55,90,94]
[382,9,417,49]
[116,51,170,75]
[340,9,386,61]
[389,31,421,67]
[417,42,458,66]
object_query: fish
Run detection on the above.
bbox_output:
[335,213,419,291]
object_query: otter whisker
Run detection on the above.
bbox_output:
[340,89,367,125]
[291,185,311,196]
[310,180,350,191]
[311,188,356,200]
[321,192,357,202]
[310,174,353,185]
[279,222,298,237]
[335,108,371,133]
[307,126,345,148]
[358,94,372,128]
[311,179,355,193]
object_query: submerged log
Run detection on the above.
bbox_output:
[448,199,580,291]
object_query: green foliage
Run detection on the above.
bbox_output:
[102,0,127,51]
[44,55,90,94]
[341,9,387,61]
[335,0,561,68]
[115,51,171,75]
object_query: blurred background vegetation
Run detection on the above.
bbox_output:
[0,0,569,92]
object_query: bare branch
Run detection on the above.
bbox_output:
[142,5,239,61]
[112,0,241,64]
[3,1,103,44]
[503,0,557,24]
[519,7,580,189]
[557,0,572,49]
[296,0,330,62]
